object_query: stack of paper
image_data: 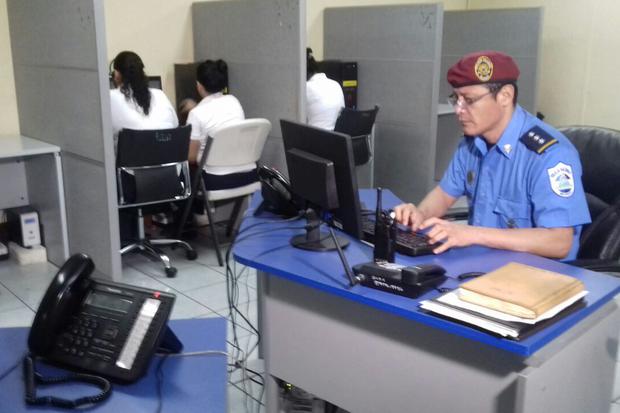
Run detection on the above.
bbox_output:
[420,262,588,339]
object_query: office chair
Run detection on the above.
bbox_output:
[559,126,620,275]
[176,118,271,266]
[334,105,380,166]
[117,125,197,278]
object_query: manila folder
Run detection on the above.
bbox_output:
[458,262,584,319]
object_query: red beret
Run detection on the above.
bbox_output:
[447,50,520,88]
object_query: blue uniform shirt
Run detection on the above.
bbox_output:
[439,105,591,260]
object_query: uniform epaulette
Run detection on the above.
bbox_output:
[520,126,558,154]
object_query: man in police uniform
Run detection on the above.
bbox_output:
[394,50,590,260]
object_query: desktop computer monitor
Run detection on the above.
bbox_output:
[280,120,363,241]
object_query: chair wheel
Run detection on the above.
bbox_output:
[186,250,198,260]
[165,267,178,278]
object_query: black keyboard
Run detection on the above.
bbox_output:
[361,217,438,257]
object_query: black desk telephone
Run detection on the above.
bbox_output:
[28,253,180,385]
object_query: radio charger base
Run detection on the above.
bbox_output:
[352,261,446,299]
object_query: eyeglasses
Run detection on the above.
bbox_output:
[447,90,494,109]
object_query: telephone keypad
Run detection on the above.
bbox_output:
[56,314,123,364]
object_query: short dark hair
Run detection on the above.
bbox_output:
[196,59,228,94]
[486,82,518,106]
[306,47,319,80]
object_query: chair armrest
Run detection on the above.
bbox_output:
[566,258,620,277]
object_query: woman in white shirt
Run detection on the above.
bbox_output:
[186,59,245,166]
[109,51,178,149]
[305,48,345,130]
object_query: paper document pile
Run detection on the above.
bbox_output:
[420,262,587,339]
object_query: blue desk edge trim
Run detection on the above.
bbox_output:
[234,253,620,357]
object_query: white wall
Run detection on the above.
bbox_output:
[2,0,620,136]
[103,0,203,105]
[469,0,620,129]
[0,0,18,135]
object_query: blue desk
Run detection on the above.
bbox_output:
[0,318,227,412]
[234,190,620,413]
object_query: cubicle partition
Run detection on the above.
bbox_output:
[324,5,542,202]
[192,0,306,175]
[7,0,121,279]
[324,4,444,203]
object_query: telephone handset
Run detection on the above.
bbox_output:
[28,253,181,384]
[255,165,301,217]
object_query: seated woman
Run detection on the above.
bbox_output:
[305,47,345,130]
[186,59,245,225]
[109,51,178,150]
[186,59,245,166]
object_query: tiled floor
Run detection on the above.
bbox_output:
[0,230,264,412]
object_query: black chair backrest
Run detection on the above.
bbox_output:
[334,105,379,138]
[117,125,192,168]
[577,198,620,260]
[560,126,620,218]
[334,105,380,166]
[116,125,191,206]
[559,126,620,260]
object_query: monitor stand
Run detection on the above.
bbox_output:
[290,209,350,252]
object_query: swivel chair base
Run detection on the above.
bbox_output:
[121,208,197,278]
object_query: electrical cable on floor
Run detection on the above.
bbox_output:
[223,212,304,413]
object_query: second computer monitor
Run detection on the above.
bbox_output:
[280,119,363,240]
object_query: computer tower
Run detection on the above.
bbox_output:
[174,62,201,108]
[319,60,358,109]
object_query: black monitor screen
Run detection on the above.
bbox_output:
[280,120,363,239]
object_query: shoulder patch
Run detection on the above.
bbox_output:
[547,162,574,197]
[520,126,558,154]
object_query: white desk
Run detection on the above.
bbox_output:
[0,135,69,265]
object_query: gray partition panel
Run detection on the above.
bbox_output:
[0,162,28,209]
[373,122,435,202]
[62,154,115,277]
[8,0,121,279]
[192,0,305,174]
[7,0,99,69]
[25,154,65,265]
[325,4,443,202]
[13,66,105,162]
[441,8,542,112]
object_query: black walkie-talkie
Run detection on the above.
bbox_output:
[373,187,396,263]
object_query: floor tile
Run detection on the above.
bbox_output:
[168,293,213,320]
[183,281,236,313]
[0,262,58,310]
[228,379,264,413]
[0,305,35,328]
[0,283,26,313]
[120,266,176,292]
[153,263,227,293]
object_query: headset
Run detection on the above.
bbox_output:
[256,166,300,217]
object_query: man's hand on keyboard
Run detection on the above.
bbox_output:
[420,217,474,254]
[393,203,426,231]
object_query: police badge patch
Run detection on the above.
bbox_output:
[547,162,574,197]
[474,56,493,82]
